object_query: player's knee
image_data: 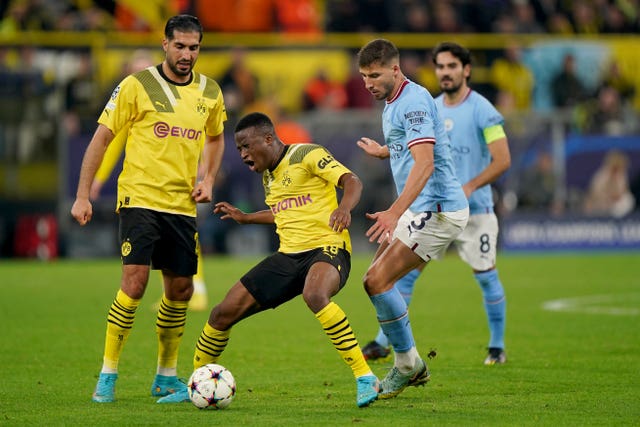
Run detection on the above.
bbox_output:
[210,304,233,330]
[302,290,329,314]
[362,268,384,295]
[165,278,194,301]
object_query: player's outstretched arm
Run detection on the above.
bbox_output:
[357,137,389,159]
[330,173,362,232]
[214,201,274,225]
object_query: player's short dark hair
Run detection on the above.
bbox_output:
[165,14,203,42]
[357,39,400,68]
[431,42,472,67]
[235,112,275,135]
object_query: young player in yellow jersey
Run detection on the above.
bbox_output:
[157,112,380,407]
[71,15,226,403]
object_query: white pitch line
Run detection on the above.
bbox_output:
[542,293,640,316]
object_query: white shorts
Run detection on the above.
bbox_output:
[395,207,469,262]
[453,212,499,271]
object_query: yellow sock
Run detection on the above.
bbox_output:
[102,289,140,372]
[316,302,372,378]
[194,322,230,370]
[156,296,188,373]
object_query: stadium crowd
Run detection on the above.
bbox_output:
[1,0,639,34]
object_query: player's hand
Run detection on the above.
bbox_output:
[329,207,351,233]
[357,137,389,159]
[462,183,473,199]
[214,201,246,223]
[71,198,93,226]
[192,180,213,203]
[365,210,397,244]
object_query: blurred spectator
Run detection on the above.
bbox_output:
[271,101,313,144]
[546,11,574,34]
[48,2,114,32]
[575,84,638,135]
[400,50,422,82]
[493,90,518,116]
[490,43,534,111]
[517,151,559,213]
[301,69,347,111]
[64,52,99,136]
[325,0,359,32]
[0,46,53,163]
[100,49,156,111]
[582,150,636,218]
[275,0,321,33]
[491,12,518,33]
[599,60,635,105]
[0,0,55,33]
[195,0,275,32]
[551,53,589,108]
[113,2,152,32]
[344,55,374,109]
[219,47,259,125]
[416,51,440,95]
[431,1,467,32]
[512,0,545,33]
[601,2,638,33]
[569,2,599,33]
[400,1,431,32]
[325,0,392,32]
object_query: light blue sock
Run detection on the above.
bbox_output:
[375,269,420,348]
[474,269,506,349]
[369,288,415,352]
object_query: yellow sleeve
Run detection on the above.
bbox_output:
[483,124,506,144]
[94,128,126,183]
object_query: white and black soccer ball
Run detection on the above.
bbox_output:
[188,363,236,409]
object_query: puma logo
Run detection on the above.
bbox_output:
[155,100,167,109]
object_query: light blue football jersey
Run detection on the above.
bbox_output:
[435,90,505,214]
[382,79,467,213]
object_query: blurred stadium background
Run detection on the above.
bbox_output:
[1,0,639,259]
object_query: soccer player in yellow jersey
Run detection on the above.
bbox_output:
[157,112,380,407]
[91,124,210,312]
[70,15,227,403]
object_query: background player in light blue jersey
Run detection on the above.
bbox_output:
[361,42,511,366]
[356,39,469,399]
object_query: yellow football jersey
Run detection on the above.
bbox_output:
[98,65,226,216]
[264,143,353,254]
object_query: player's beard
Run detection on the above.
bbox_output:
[168,59,193,77]
[440,78,463,95]
[377,79,397,100]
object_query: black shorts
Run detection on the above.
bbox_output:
[241,246,351,309]
[119,208,198,276]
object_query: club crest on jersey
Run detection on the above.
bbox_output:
[444,118,454,132]
[196,98,207,116]
[121,240,132,257]
[281,171,291,187]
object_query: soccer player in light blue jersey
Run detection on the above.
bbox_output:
[356,39,469,399]
[361,42,511,366]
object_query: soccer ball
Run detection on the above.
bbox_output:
[187,363,236,409]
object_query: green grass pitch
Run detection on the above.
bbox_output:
[1,252,639,426]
